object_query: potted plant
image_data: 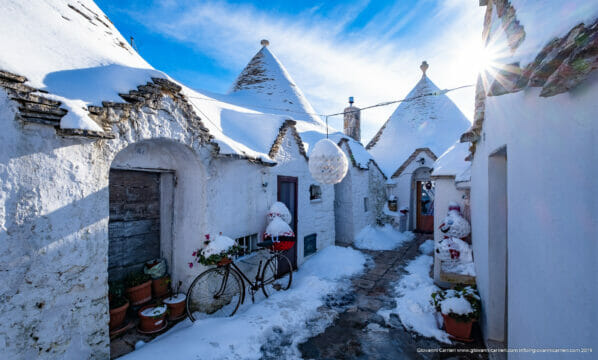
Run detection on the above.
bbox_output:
[163,280,186,321]
[124,271,152,306]
[109,282,129,330]
[137,302,168,333]
[431,286,481,341]
[144,259,170,298]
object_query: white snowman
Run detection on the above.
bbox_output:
[436,202,473,262]
[438,202,471,239]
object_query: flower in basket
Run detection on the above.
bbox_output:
[191,233,240,266]
[431,286,481,322]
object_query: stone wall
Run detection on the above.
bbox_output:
[0,83,213,359]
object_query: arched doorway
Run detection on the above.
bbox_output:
[411,167,434,232]
[107,139,205,286]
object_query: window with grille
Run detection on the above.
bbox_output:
[235,234,258,258]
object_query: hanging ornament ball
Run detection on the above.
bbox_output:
[308,138,349,184]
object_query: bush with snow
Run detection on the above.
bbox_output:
[354,224,414,251]
[431,286,480,322]
[190,234,240,267]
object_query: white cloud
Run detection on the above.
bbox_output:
[129,0,484,143]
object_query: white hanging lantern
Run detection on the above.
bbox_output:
[308,138,348,184]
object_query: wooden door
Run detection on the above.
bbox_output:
[277,176,298,273]
[416,181,434,233]
[108,170,161,281]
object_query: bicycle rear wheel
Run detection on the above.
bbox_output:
[261,253,293,298]
[186,267,243,321]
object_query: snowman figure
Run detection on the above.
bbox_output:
[438,202,471,239]
[436,202,473,262]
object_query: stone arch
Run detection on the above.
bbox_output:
[108,138,206,289]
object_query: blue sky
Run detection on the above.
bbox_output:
[95,0,484,142]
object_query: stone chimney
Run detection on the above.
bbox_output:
[343,96,361,142]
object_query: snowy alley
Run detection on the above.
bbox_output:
[1,1,597,359]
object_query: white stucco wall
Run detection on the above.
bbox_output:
[470,74,598,355]
[335,142,388,244]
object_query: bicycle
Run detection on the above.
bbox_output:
[185,240,293,321]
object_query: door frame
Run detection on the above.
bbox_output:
[277,175,298,270]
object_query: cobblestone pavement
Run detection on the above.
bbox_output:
[298,234,488,360]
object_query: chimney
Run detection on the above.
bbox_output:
[343,97,361,142]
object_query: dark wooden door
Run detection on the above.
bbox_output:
[416,181,434,233]
[108,170,160,281]
[277,176,298,273]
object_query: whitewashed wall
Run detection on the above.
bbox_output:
[270,130,335,264]
[470,73,598,355]
[0,91,215,359]
[1,90,338,359]
[335,142,388,244]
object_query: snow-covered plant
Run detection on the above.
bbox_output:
[431,286,480,322]
[189,233,240,267]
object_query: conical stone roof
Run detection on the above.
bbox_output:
[366,61,471,177]
[228,40,323,125]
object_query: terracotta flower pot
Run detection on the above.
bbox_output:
[152,276,170,298]
[125,280,152,306]
[164,293,186,321]
[138,304,167,333]
[109,301,129,330]
[442,314,474,340]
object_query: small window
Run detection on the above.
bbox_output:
[309,184,322,201]
[304,233,317,257]
[364,197,369,212]
[235,234,258,258]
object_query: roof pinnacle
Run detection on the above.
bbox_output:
[420,61,429,76]
[260,39,270,47]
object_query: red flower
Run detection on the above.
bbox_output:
[192,251,197,257]
[188,262,193,268]
[205,234,210,240]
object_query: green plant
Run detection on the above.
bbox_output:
[109,281,128,309]
[431,285,481,322]
[124,271,151,289]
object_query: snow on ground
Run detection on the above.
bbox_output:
[378,240,451,344]
[354,224,414,251]
[418,240,435,256]
[121,246,367,360]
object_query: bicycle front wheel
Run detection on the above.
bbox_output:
[186,267,243,321]
[261,253,293,298]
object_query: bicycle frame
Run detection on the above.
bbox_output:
[222,259,264,304]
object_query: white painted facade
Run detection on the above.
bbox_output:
[465,2,598,355]
[469,80,598,354]
[334,141,387,245]
[0,87,337,358]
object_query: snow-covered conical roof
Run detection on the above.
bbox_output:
[228,41,323,125]
[366,62,471,177]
